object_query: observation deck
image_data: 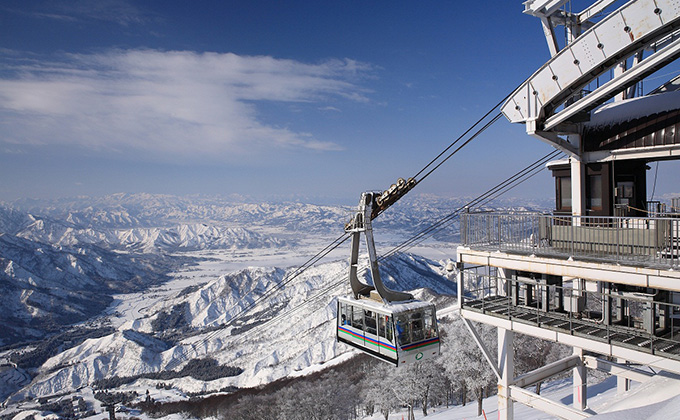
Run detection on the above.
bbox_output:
[460,211,680,271]
[457,211,680,374]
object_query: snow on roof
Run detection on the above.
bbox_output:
[337,295,433,314]
[546,158,570,169]
[585,91,680,129]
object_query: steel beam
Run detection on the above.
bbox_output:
[498,327,515,420]
[543,36,680,131]
[461,308,680,376]
[457,248,680,292]
[514,355,582,388]
[509,385,591,420]
[461,317,501,380]
[583,355,655,382]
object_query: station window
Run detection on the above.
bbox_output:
[557,176,571,212]
[587,175,602,211]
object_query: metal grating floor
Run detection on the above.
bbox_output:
[463,296,680,360]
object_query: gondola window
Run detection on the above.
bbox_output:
[352,305,363,330]
[364,310,377,335]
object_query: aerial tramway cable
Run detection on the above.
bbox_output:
[414,113,503,186]
[164,87,540,367]
[219,149,564,348]
[412,94,511,182]
[370,112,504,221]
[181,101,508,342]
[380,149,563,258]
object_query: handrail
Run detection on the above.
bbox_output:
[461,212,680,269]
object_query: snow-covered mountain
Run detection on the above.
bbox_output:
[0,233,184,347]
[8,193,352,233]
[18,220,285,253]
[7,252,456,402]
[0,192,542,350]
[0,206,286,254]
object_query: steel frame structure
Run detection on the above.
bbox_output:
[458,1,680,419]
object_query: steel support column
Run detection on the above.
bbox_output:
[617,358,631,394]
[570,156,586,218]
[498,327,515,420]
[573,347,587,411]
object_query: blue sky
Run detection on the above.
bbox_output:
[1,1,677,205]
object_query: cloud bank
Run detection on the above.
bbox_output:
[0,49,372,161]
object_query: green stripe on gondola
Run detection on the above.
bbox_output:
[402,339,439,351]
[338,328,397,353]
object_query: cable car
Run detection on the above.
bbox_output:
[337,296,440,366]
[336,189,440,366]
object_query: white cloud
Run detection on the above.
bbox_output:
[0,49,372,161]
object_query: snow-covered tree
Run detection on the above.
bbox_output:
[514,334,570,394]
[363,363,402,420]
[439,315,497,416]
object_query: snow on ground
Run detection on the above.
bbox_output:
[7,228,680,420]
[85,370,680,420]
[364,372,680,420]
[103,232,450,330]
[104,234,346,329]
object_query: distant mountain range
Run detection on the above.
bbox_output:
[4,192,552,243]
[0,193,550,343]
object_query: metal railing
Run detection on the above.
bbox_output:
[460,270,680,359]
[672,198,680,213]
[461,212,680,269]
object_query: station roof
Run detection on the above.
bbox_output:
[585,91,680,129]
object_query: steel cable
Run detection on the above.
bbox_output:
[162,87,551,368]
[215,150,565,349]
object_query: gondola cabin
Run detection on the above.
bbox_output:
[337,296,440,366]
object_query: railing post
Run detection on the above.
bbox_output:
[498,214,502,251]
[571,215,575,257]
[487,213,492,247]
[461,212,467,246]
[616,216,621,264]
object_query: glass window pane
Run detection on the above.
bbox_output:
[386,316,393,342]
[411,313,424,342]
[396,315,410,345]
[365,310,377,335]
[588,175,602,210]
[560,177,572,209]
[352,306,363,330]
[423,309,438,338]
